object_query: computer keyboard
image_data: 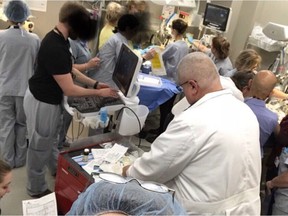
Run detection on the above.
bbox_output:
[68,96,124,114]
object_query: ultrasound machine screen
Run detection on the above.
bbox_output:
[67,43,142,115]
[203,3,231,32]
[113,43,142,98]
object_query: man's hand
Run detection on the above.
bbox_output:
[143,49,156,61]
[98,88,118,98]
[87,57,100,69]
[266,180,274,195]
[97,82,110,89]
[122,165,130,177]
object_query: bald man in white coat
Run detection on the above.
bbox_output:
[123,52,261,215]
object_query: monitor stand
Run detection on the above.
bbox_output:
[119,82,140,105]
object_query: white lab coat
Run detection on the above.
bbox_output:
[172,76,244,116]
[127,90,261,215]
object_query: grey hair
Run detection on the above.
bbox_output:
[67,180,187,215]
[177,52,219,88]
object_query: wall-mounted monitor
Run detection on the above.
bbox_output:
[202,3,231,32]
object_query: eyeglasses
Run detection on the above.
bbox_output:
[178,80,189,87]
[98,172,175,202]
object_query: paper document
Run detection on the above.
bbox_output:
[22,192,57,216]
[104,143,128,163]
[83,145,128,174]
[91,148,110,165]
[82,149,110,175]
[99,154,137,175]
[138,74,162,87]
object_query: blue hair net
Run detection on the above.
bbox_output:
[67,180,187,215]
[4,0,30,23]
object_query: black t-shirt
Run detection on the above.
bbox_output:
[29,30,72,105]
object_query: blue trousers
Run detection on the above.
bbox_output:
[24,89,60,196]
[0,95,27,168]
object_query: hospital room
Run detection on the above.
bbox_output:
[1,0,288,215]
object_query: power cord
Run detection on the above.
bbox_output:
[77,122,85,139]
[116,106,142,147]
[69,118,84,141]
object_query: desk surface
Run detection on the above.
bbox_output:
[55,132,144,214]
[137,75,181,111]
[69,132,142,154]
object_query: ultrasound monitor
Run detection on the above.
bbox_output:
[113,43,142,98]
[203,3,231,32]
[66,43,142,117]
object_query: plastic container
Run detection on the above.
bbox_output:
[100,107,108,123]
[150,46,166,76]
[142,61,152,74]
[82,148,89,162]
[118,105,149,136]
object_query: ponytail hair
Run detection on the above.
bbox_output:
[212,36,230,60]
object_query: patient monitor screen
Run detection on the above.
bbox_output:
[203,3,231,32]
[113,43,141,97]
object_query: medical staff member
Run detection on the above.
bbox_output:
[226,49,288,100]
[69,39,100,75]
[24,2,118,198]
[149,19,189,136]
[89,14,139,88]
[58,38,100,149]
[0,160,12,214]
[0,160,12,200]
[195,36,233,76]
[67,173,186,215]
[225,49,261,77]
[0,0,40,168]
[124,52,261,215]
[98,2,123,49]
[244,70,280,157]
[267,148,288,214]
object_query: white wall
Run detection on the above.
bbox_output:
[30,0,65,39]
[0,0,65,39]
[255,1,288,27]
[228,0,259,62]
[194,0,288,67]
[229,0,288,69]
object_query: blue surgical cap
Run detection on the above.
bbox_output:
[4,0,30,23]
[67,180,187,215]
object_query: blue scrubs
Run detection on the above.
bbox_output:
[162,40,189,82]
[89,33,128,88]
[0,27,40,168]
[207,50,233,76]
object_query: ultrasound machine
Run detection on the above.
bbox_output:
[64,43,146,132]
